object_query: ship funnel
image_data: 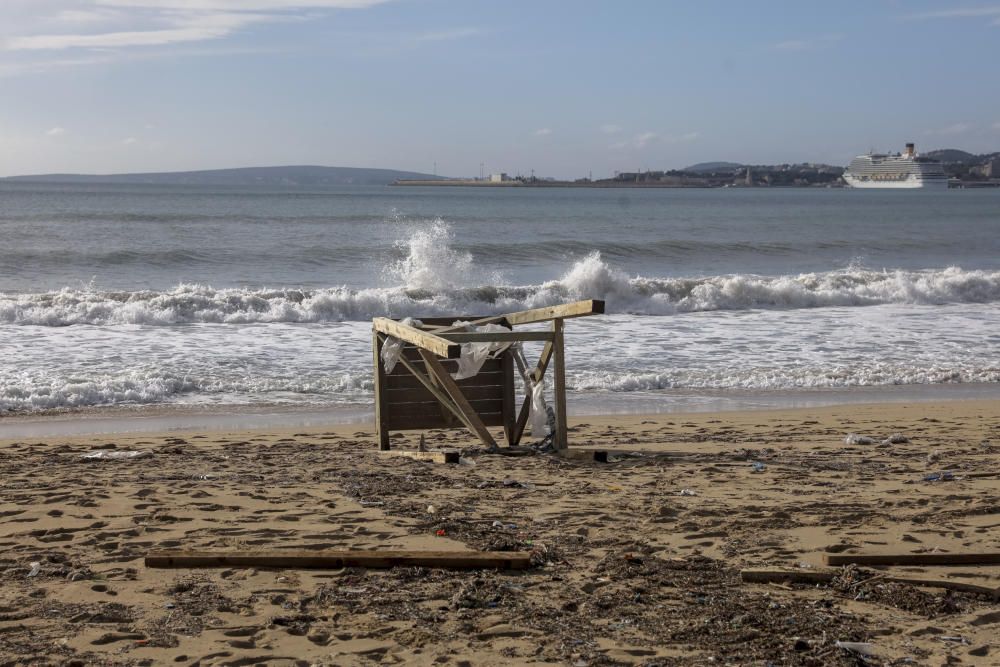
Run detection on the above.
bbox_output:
[905,142,915,157]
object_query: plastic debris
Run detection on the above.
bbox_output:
[458,456,476,467]
[844,434,875,445]
[529,379,548,437]
[491,520,517,530]
[426,505,436,514]
[751,461,766,473]
[379,317,422,373]
[435,529,446,537]
[450,322,514,380]
[27,562,41,578]
[883,433,909,444]
[81,450,152,460]
[679,489,697,496]
[923,471,956,482]
[834,641,876,656]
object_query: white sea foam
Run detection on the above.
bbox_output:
[3,254,1000,326]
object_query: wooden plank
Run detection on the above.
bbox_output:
[552,318,568,451]
[437,331,554,343]
[389,352,503,372]
[146,549,532,570]
[394,355,472,431]
[387,398,504,418]
[505,299,605,326]
[430,300,604,333]
[386,384,505,403]
[555,448,608,463]
[373,332,390,451]
[740,568,1000,600]
[825,552,1000,567]
[511,340,554,445]
[386,412,505,430]
[372,317,461,359]
[385,372,504,390]
[419,349,499,450]
[379,450,460,464]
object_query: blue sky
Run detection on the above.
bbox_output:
[1,0,999,178]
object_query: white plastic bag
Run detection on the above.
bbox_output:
[380,317,421,373]
[529,379,549,437]
[451,322,513,380]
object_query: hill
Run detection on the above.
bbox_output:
[683,161,744,173]
[922,149,979,164]
[2,165,445,186]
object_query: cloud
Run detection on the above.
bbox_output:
[600,123,622,134]
[906,6,1000,20]
[415,27,481,42]
[122,136,137,144]
[533,128,551,137]
[45,127,66,136]
[3,1,390,54]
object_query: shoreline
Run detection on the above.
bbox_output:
[3,382,1000,439]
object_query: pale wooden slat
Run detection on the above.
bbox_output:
[378,450,460,464]
[825,553,1000,567]
[373,332,390,450]
[429,299,604,333]
[372,317,461,359]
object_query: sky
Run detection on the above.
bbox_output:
[1,0,999,179]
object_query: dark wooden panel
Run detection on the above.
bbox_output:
[387,412,505,430]
[386,385,506,403]
[387,399,504,418]
[384,369,505,390]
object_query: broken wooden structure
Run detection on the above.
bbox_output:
[371,299,604,452]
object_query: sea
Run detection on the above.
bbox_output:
[2,182,1000,433]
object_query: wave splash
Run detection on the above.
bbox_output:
[3,218,1000,326]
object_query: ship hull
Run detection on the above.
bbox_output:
[843,173,948,189]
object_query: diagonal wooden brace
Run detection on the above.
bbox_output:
[418,349,499,451]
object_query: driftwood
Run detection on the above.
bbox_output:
[378,450,460,464]
[741,568,1000,599]
[824,553,1000,567]
[146,549,532,570]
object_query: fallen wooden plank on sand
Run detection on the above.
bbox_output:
[824,552,1000,567]
[378,449,460,464]
[741,568,1000,599]
[555,448,608,463]
[146,549,532,570]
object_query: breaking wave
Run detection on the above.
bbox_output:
[3,254,1000,326]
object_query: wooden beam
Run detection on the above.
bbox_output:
[373,332,390,450]
[418,349,499,451]
[437,331,554,343]
[146,549,532,570]
[511,340,554,445]
[824,552,1000,567]
[379,450,460,464]
[505,299,605,326]
[430,299,605,333]
[502,351,516,447]
[552,318,568,451]
[372,318,461,359]
[740,568,999,600]
[555,448,608,463]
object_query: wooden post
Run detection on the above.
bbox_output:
[552,318,568,451]
[373,331,390,450]
[502,351,515,447]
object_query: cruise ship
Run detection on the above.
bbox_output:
[843,143,948,189]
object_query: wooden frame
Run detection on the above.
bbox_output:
[372,300,604,452]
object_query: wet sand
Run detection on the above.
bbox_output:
[1,400,998,665]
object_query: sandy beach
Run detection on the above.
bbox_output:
[1,399,998,666]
